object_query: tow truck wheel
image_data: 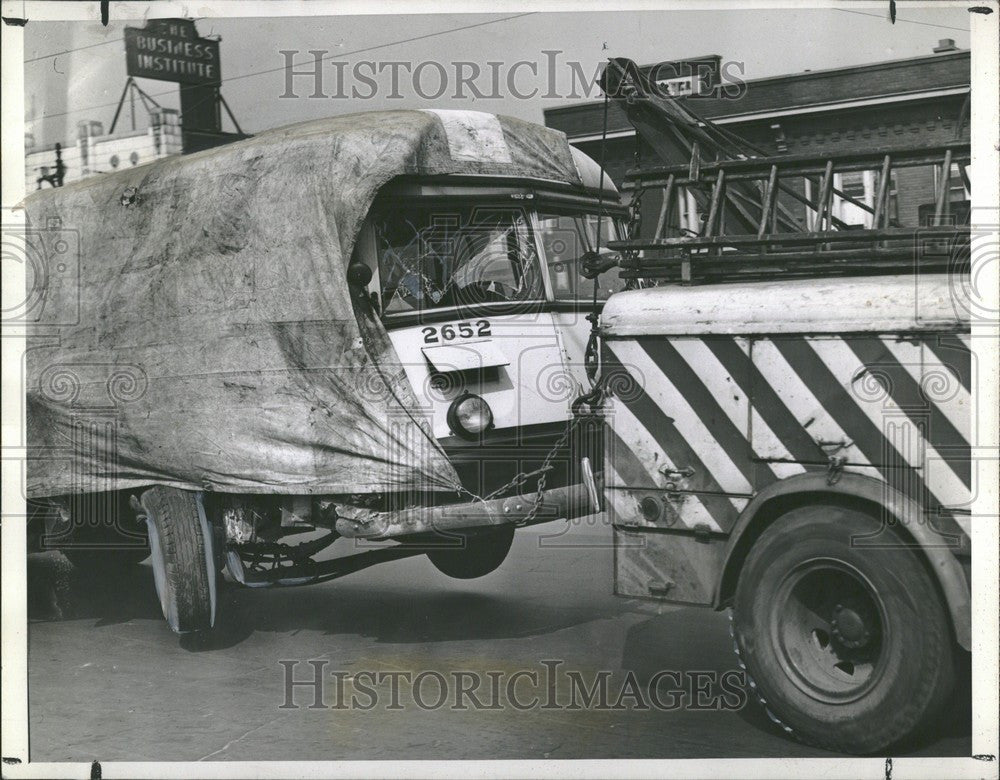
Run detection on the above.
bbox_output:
[427,524,515,579]
[732,504,955,755]
[140,486,217,634]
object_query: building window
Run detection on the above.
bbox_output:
[885,173,900,226]
[832,170,875,227]
[804,170,898,229]
[934,162,970,203]
[838,171,867,200]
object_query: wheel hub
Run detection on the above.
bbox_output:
[772,561,887,702]
[830,602,872,649]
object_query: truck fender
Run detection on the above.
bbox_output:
[714,471,971,650]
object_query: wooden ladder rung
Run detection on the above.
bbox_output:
[654,174,676,239]
[934,148,953,226]
[757,164,779,239]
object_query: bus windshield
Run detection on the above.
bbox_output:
[535,211,627,301]
[373,205,544,314]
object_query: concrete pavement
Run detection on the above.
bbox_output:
[26,519,971,762]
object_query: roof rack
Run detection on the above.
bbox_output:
[598,58,971,284]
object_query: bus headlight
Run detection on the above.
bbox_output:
[447,393,494,439]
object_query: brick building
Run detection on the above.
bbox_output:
[544,43,970,235]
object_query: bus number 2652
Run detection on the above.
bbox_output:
[422,320,491,344]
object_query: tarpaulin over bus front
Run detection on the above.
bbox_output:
[23,110,585,498]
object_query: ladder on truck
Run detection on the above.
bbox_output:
[598,58,972,283]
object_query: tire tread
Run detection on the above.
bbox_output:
[732,505,955,754]
[141,487,213,632]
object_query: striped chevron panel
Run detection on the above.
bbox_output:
[603,333,971,536]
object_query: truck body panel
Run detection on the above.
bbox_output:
[601,276,970,638]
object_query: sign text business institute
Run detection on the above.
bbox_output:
[124,23,221,86]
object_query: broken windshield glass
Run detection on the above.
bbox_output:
[374,205,543,314]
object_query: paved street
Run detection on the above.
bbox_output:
[26,519,970,762]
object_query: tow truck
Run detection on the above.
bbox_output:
[584,58,973,754]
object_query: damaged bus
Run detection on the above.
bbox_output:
[24,110,621,633]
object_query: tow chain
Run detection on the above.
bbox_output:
[510,409,591,527]
[451,380,608,526]
[513,87,613,525]
[452,87,614,526]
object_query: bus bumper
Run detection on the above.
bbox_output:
[334,477,601,540]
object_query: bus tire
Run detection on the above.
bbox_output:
[427,524,515,580]
[140,486,217,634]
[732,504,955,755]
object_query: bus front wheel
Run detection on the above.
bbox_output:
[427,524,515,580]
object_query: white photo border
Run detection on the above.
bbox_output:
[2,2,997,778]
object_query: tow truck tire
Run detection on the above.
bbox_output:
[427,524,515,579]
[732,504,955,755]
[140,486,216,634]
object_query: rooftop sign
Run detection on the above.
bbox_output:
[124,19,221,87]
